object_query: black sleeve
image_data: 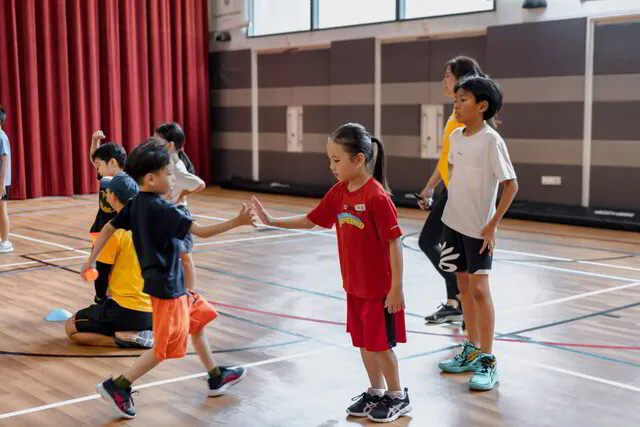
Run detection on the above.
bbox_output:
[154,199,193,240]
[110,200,132,230]
[93,262,112,301]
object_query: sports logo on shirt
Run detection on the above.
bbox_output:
[338,213,365,229]
[439,242,460,272]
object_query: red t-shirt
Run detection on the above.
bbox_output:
[307,178,402,299]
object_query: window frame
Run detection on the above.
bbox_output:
[247,0,496,38]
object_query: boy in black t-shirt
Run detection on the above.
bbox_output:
[89,131,127,303]
[82,138,257,419]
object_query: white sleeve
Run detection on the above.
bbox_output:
[174,161,205,193]
[448,130,458,165]
[491,136,517,182]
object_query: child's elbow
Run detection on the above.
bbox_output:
[511,179,519,194]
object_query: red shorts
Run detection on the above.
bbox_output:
[346,294,407,352]
[151,291,218,361]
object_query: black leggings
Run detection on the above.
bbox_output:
[418,189,459,300]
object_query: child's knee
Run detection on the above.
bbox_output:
[65,317,77,337]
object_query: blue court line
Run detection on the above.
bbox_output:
[0,339,308,359]
[499,334,640,368]
[199,265,425,319]
[198,265,346,302]
[402,302,640,366]
[2,239,636,368]
[503,301,640,336]
[217,311,313,340]
[202,266,640,367]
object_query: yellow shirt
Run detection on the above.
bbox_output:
[97,229,152,312]
[436,112,465,189]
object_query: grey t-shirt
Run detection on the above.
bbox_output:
[442,125,517,239]
[0,130,11,187]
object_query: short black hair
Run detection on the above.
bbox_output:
[124,138,172,184]
[454,76,503,121]
[92,142,127,168]
[0,106,6,125]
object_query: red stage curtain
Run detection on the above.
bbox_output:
[0,0,211,199]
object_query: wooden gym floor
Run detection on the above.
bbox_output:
[0,188,638,426]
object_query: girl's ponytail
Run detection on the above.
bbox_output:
[371,137,390,193]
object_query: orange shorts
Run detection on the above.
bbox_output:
[151,291,218,361]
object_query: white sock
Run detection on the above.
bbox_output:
[386,390,405,399]
[367,387,385,397]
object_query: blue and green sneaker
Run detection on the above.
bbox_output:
[438,340,481,373]
[469,354,498,391]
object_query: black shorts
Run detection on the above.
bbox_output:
[440,225,493,275]
[2,186,9,201]
[176,205,193,253]
[74,299,152,336]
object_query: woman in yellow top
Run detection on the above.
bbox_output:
[418,56,486,325]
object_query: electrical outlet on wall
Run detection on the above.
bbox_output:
[541,176,562,186]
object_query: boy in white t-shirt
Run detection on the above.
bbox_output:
[154,123,205,291]
[437,76,518,391]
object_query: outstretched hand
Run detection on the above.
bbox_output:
[251,195,273,226]
[236,203,258,228]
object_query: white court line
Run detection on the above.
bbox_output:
[578,260,640,272]
[0,346,335,420]
[493,248,572,262]
[499,281,640,314]
[0,254,87,269]
[501,260,638,283]
[193,232,317,248]
[501,354,640,393]
[9,233,90,255]
[406,235,640,273]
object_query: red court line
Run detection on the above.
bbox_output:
[210,300,640,351]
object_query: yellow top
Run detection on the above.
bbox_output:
[436,112,465,189]
[97,229,152,312]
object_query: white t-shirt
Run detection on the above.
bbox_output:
[170,158,205,206]
[442,125,517,239]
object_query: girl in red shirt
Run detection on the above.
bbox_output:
[252,123,411,423]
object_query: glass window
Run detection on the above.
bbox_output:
[405,0,494,19]
[250,0,311,36]
[318,0,396,29]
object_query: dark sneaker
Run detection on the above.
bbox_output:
[346,391,382,417]
[424,303,463,324]
[367,388,412,423]
[208,366,247,397]
[96,378,136,419]
[114,330,154,349]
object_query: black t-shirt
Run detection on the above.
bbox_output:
[90,187,117,233]
[110,192,193,299]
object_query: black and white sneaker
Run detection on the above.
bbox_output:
[208,366,247,397]
[96,378,137,419]
[425,303,463,324]
[346,391,382,417]
[367,388,412,423]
